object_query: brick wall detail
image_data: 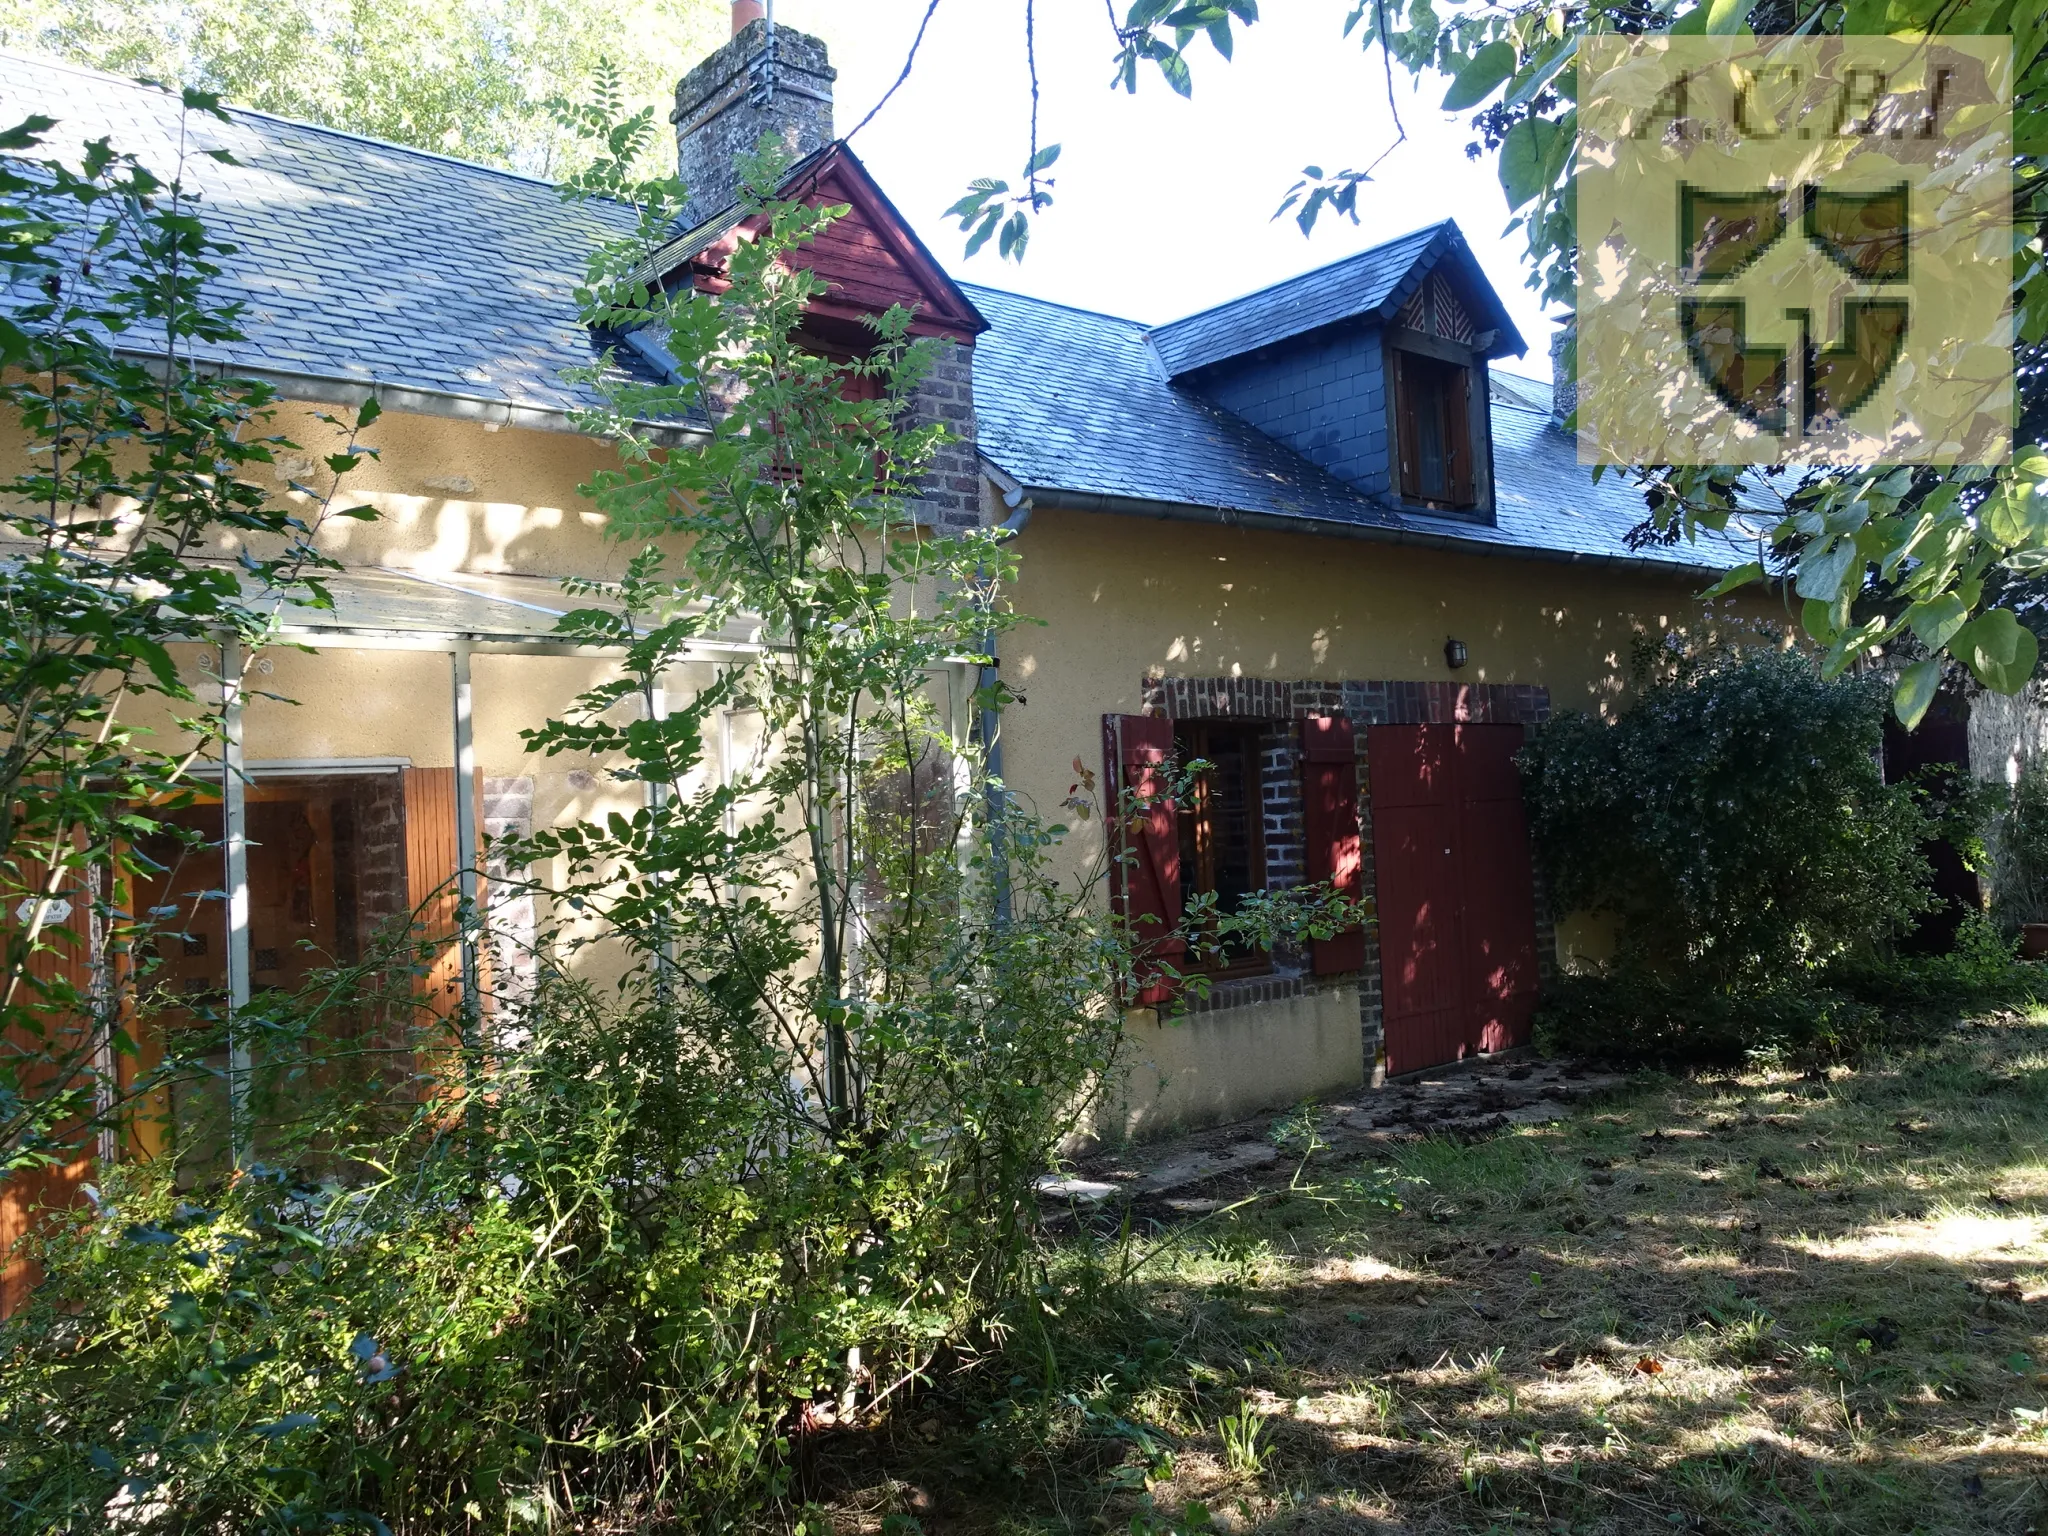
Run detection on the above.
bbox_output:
[909,340,983,529]
[1142,675,1551,1083]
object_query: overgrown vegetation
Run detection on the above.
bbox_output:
[1515,645,2048,1063]
[1523,645,1934,991]
[0,100,1357,1530]
[0,99,378,1194]
[1990,756,2048,933]
[794,1007,2048,1536]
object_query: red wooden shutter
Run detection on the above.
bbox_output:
[403,769,486,1026]
[1447,365,1476,507]
[2,844,98,1316]
[1302,716,1367,975]
[1391,350,1419,498]
[1103,714,1185,1005]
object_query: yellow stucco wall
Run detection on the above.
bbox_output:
[1103,986,1367,1143]
[997,505,1764,884]
[14,393,1769,1136]
[998,506,1767,1139]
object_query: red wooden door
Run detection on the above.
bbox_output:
[1367,726,1466,1074]
[1368,723,1541,1075]
[1453,725,1541,1055]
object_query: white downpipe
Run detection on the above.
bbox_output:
[220,639,253,1166]
[451,646,482,1034]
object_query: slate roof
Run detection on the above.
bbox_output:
[0,51,1752,574]
[1149,221,1526,378]
[0,49,660,416]
[964,282,1756,574]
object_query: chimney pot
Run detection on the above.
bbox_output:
[672,19,835,230]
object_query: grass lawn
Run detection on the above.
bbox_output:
[830,1007,2048,1534]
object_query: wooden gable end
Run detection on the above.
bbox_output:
[684,146,986,346]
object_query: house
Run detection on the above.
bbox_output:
[0,7,1765,1178]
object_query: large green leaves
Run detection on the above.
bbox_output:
[1954,609,2040,694]
[1498,116,1565,210]
[1443,40,1515,109]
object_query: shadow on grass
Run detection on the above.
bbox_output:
[809,1012,2048,1535]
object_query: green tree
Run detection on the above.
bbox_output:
[0,0,722,176]
[1521,644,1934,987]
[0,97,381,1185]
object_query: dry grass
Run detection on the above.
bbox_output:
[828,1009,2048,1534]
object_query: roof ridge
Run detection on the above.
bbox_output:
[955,281,1148,330]
[1149,219,1455,337]
[0,44,585,195]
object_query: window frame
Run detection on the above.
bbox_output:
[1387,331,1486,515]
[1171,718,1273,981]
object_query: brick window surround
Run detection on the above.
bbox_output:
[1139,675,1556,1084]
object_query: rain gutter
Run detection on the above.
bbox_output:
[1021,485,1737,582]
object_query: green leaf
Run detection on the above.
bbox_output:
[1953,608,2039,694]
[1705,0,1751,32]
[1024,143,1061,175]
[1802,597,1841,644]
[1793,535,1858,601]
[963,207,1000,259]
[356,395,382,430]
[1892,657,1942,729]
[1700,560,1764,598]
[1442,41,1515,110]
[1498,118,1560,211]
[1906,593,1967,650]
[1504,39,1572,108]
[1982,484,2048,548]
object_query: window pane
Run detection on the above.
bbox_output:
[1174,724,1268,973]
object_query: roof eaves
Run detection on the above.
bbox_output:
[138,349,709,446]
[1023,483,1728,579]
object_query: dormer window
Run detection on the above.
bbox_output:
[1392,349,1475,511]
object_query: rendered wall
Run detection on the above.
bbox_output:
[997,505,1766,896]
[1100,985,1366,1142]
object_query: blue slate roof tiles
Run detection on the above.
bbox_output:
[0,49,1750,574]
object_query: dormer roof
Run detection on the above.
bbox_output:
[1149,220,1526,378]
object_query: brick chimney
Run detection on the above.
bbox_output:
[672,7,836,230]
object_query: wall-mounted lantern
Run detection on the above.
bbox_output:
[1444,636,1469,670]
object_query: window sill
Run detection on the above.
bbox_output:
[1184,970,1308,1016]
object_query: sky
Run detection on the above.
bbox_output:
[774,0,1560,380]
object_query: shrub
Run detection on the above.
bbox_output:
[1538,914,2047,1067]
[1522,646,1934,990]
[0,115,1138,1532]
[1988,757,2048,932]
[1533,972,1883,1067]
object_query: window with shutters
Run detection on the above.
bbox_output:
[1391,348,1476,510]
[1173,721,1270,978]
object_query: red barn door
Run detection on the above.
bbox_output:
[1368,723,1540,1075]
